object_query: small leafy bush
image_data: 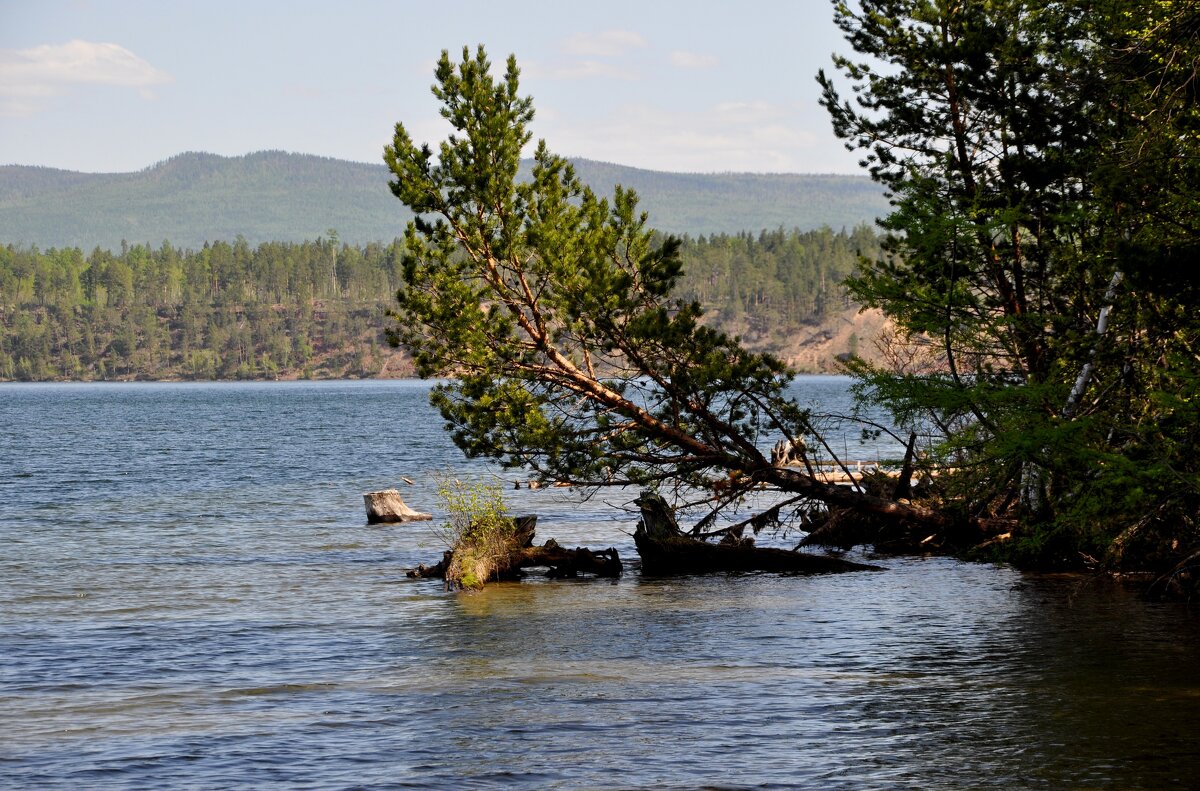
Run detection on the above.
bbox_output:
[434,476,516,590]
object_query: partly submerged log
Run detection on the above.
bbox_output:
[508,540,623,579]
[633,492,883,575]
[407,515,622,587]
[364,488,432,524]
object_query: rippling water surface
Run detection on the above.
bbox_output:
[2,379,1198,789]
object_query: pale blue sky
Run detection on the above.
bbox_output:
[0,0,864,174]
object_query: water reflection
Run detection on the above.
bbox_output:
[399,564,1200,789]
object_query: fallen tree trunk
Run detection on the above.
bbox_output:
[635,531,883,575]
[408,550,453,580]
[508,541,623,578]
[407,515,622,588]
[633,492,883,575]
[407,542,622,582]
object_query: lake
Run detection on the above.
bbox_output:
[2,378,1198,789]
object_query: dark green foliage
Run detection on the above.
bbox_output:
[822,0,1200,571]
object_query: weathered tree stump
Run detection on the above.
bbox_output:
[363,489,432,524]
[633,492,883,575]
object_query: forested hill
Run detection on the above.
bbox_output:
[0,151,888,251]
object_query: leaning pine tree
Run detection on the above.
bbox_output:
[383,46,956,557]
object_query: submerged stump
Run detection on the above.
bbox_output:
[364,489,432,524]
[633,492,883,576]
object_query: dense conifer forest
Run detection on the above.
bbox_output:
[0,227,877,381]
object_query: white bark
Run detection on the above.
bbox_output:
[1021,270,1125,511]
[1062,270,1124,421]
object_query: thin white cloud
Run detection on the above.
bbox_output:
[560,30,647,58]
[713,100,783,123]
[0,40,171,117]
[537,101,827,173]
[525,58,640,81]
[670,50,719,69]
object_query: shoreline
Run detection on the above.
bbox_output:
[0,370,861,385]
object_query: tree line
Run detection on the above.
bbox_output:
[0,237,397,381]
[0,226,877,381]
[676,225,880,337]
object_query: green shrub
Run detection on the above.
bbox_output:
[434,476,516,590]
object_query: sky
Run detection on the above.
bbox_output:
[0,0,865,175]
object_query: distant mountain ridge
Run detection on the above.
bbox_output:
[0,150,888,251]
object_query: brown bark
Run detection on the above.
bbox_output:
[759,466,956,530]
[635,531,882,575]
[507,542,623,578]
